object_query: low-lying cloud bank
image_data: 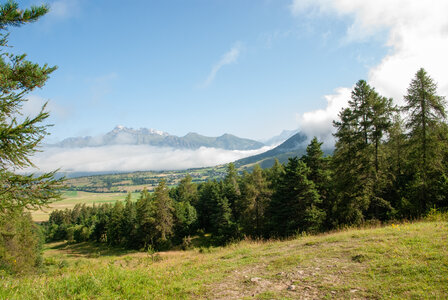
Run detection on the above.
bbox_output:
[27,145,274,173]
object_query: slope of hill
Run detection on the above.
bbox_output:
[54,126,265,150]
[2,219,447,299]
[235,132,308,169]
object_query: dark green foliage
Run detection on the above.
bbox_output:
[332,80,395,225]
[402,68,447,214]
[302,137,334,229]
[210,195,238,245]
[122,192,137,247]
[222,163,241,221]
[267,157,324,237]
[238,165,272,237]
[152,180,174,248]
[107,201,124,246]
[1,1,62,274]
[0,210,42,273]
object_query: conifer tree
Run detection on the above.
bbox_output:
[196,181,217,230]
[122,192,137,247]
[265,158,284,191]
[332,80,394,224]
[238,165,271,237]
[267,157,324,237]
[0,1,61,212]
[302,137,330,198]
[402,68,447,213]
[0,1,62,273]
[173,174,198,205]
[107,201,124,246]
[211,194,237,245]
[302,137,333,227]
[222,163,240,214]
[152,180,174,247]
[135,188,155,248]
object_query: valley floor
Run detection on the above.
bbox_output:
[1,220,447,299]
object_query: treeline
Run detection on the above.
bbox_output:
[43,68,448,250]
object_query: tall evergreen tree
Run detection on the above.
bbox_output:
[107,201,124,246]
[238,165,272,237]
[122,192,137,247]
[332,80,394,224]
[223,163,241,221]
[302,137,331,199]
[265,158,284,192]
[383,114,410,217]
[302,137,333,227]
[211,195,237,245]
[135,188,154,248]
[152,180,174,248]
[402,68,447,213]
[0,1,62,273]
[267,157,324,237]
[172,175,198,240]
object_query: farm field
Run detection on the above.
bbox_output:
[64,166,228,193]
[1,219,447,299]
[31,191,140,222]
[32,166,228,222]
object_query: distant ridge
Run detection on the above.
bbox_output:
[53,126,265,151]
[235,132,308,169]
[261,129,299,145]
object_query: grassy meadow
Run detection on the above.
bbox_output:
[1,219,447,299]
[31,191,140,222]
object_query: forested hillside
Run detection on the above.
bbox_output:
[43,68,448,251]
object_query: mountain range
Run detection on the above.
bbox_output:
[53,126,266,151]
[261,129,299,146]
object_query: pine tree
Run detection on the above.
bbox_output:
[172,175,198,240]
[1,1,62,273]
[173,174,198,205]
[402,68,447,213]
[152,180,174,248]
[302,137,331,198]
[211,194,237,245]
[267,157,324,237]
[265,158,284,192]
[302,137,333,228]
[135,188,154,249]
[238,165,271,237]
[0,2,61,212]
[223,163,241,220]
[196,181,216,231]
[332,80,394,225]
[122,193,137,247]
[107,201,124,246]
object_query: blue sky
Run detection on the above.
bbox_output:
[11,0,389,141]
[9,0,448,172]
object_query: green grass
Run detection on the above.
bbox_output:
[1,220,447,299]
[31,191,140,222]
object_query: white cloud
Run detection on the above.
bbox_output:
[297,87,351,147]
[201,42,243,88]
[292,0,448,144]
[25,145,273,173]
